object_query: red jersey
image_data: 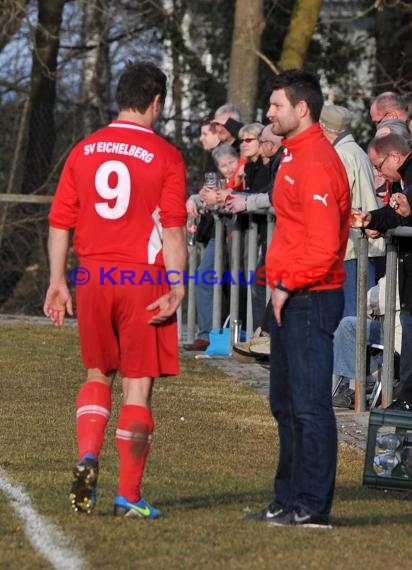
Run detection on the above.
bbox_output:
[49,120,187,266]
[265,123,350,291]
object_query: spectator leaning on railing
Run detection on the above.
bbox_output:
[184,143,243,352]
[320,104,385,318]
[353,133,412,410]
[184,102,244,352]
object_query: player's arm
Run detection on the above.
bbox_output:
[43,227,73,327]
[147,226,187,324]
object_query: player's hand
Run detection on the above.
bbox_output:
[43,283,73,327]
[271,287,289,327]
[146,286,185,325]
[390,192,411,217]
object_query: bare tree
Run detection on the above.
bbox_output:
[0,0,29,53]
[0,0,66,306]
[374,0,412,92]
[167,0,189,148]
[79,0,111,135]
[227,0,265,122]
[279,0,323,71]
[21,0,66,195]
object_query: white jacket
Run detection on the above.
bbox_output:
[335,133,385,260]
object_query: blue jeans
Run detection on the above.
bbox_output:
[333,316,382,379]
[195,239,215,341]
[269,289,344,515]
[342,259,376,317]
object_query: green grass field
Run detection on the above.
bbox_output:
[1,322,412,570]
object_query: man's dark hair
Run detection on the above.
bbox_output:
[270,69,324,122]
[115,61,167,113]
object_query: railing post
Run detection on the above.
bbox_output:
[382,231,398,406]
[177,305,183,342]
[229,217,241,324]
[246,217,258,338]
[212,213,224,329]
[266,213,275,303]
[355,232,368,412]
[185,243,198,343]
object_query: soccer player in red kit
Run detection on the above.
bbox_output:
[43,62,187,518]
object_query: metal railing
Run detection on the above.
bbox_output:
[185,217,409,415]
[185,209,275,342]
[381,227,412,405]
[1,192,407,416]
[354,226,412,411]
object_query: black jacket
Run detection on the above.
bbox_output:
[266,146,284,205]
[368,152,412,309]
[244,156,270,193]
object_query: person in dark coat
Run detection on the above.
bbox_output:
[356,133,412,409]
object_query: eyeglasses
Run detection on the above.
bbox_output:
[239,138,258,143]
[374,154,389,172]
[373,112,390,126]
[259,139,273,145]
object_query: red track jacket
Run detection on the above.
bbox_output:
[265,123,351,292]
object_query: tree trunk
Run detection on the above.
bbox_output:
[79,0,110,135]
[170,0,187,147]
[279,0,323,71]
[227,0,265,123]
[21,0,66,195]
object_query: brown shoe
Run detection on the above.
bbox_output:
[249,336,270,356]
[183,338,209,351]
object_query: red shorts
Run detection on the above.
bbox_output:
[75,260,179,377]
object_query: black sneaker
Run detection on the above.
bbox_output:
[69,457,99,514]
[386,399,412,412]
[332,387,355,409]
[245,501,288,522]
[268,507,332,529]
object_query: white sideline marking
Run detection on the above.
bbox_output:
[0,467,86,570]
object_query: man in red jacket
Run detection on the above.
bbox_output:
[247,70,350,528]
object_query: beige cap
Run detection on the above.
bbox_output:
[320,105,351,133]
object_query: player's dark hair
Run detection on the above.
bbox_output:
[116,61,167,113]
[270,69,324,122]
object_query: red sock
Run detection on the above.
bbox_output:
[116,405,154,502]
[76,381,111,461]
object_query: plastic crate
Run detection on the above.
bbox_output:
[363,408,412,491]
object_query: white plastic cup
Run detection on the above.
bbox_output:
[231,319,242,347]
